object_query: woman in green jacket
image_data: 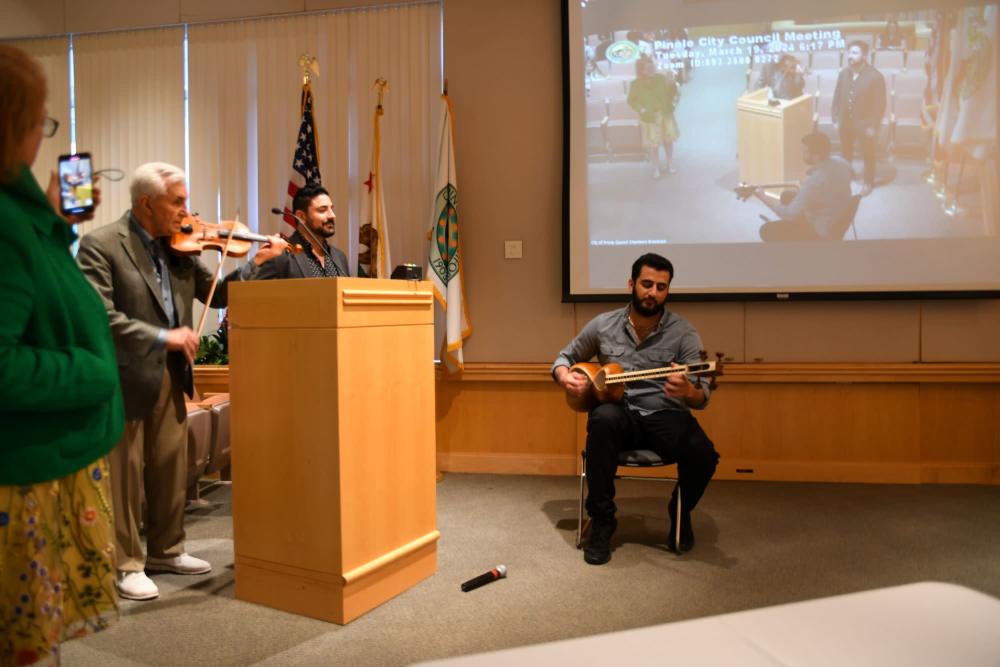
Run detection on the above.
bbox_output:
[627,56,680,179]
[0,44,123,666]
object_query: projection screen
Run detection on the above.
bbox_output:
[564,0,1000,299]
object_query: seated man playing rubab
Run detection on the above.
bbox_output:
[552,253,719,565]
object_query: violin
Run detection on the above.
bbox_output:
[170,215,301,257]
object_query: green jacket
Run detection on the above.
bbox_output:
[627,74,678,123]
[0,165,123,485]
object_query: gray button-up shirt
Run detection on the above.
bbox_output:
[130,216,177,349]
[770,156,852,239]
[552,305,711,414]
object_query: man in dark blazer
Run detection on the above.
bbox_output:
[77,162,287,601]
[250,183,349,280]
[831,41,887,197]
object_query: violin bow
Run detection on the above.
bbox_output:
[195,217,237,339]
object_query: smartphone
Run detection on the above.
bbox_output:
[57,153,95,216]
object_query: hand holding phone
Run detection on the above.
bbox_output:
[57,153,95,216]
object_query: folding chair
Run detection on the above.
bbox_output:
[605,99,643,159]
[203,394,232,481]
[185,402,212,503]
[576,448,683,554]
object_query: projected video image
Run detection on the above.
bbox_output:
[580,3,998,248]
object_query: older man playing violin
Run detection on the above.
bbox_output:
[552,253,720,566]
[77,162,287,601]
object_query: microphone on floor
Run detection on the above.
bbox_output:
[461,565,507,592]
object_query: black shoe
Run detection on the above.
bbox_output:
[667,511,694,553]
[584,516,617,565]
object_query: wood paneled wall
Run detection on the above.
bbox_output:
[196,362,1000,485]
[432,363,1000,485]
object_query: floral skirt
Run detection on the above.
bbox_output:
[0,457,118,666]
[640,112,679,149]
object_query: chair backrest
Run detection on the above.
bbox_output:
[586,98,608,124]
[588,77,625,102]
[905,49,927,72]
[810,50,842,71]
[814,74,838,120]
[874,49,905,71]
[607,98,639,122]
[893,93,925,125]
[893,70,927,98]
[803,72,820,96]
[185,403,212,488]
[607,59,636,79]
[205,397,231,475]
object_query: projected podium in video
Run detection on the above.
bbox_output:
[736,89,814,187]
[227,277,438,624]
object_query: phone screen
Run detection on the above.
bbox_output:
[58,153,95,215]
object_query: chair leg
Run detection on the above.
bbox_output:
[674,485,683,557]
[577,452,587,549]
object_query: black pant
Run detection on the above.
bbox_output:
[839,121,877,186]
[759,217,821,242]
[585,403,719,520]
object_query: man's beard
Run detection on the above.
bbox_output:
[308,220,336,239]
[631,287,665,317]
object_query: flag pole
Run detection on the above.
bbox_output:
[372,78,389,277]
[281,53,323,232]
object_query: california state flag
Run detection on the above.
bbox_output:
[359,86,391,278]
[427,93,472,375]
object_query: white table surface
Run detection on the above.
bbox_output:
[414,582,1000,666]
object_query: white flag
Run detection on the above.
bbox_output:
[427,94,472,374]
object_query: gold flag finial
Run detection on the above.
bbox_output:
[374,77,389,115]
[298,53,320,85]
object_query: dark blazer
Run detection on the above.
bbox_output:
[250,243,350,280]
[831,65,887,130]
[77,212,243,419]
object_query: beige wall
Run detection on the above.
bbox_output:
[4,0,998,363]
[443,1,1000,364]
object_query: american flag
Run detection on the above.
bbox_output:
[282,81,322,228]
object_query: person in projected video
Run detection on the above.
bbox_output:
[756,54,805,101]
[627,56,680,179]
[876,19,907,50]
[745,132,853,241]
[832,41,886,197]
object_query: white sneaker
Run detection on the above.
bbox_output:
[117,571,159,601]
[145,553,212,575]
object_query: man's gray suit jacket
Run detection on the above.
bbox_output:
[77,212,243,420]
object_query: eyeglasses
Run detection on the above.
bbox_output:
[42,117,59,138]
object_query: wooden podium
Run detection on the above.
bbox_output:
[736,89,814,187]
[227,277,438,624]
